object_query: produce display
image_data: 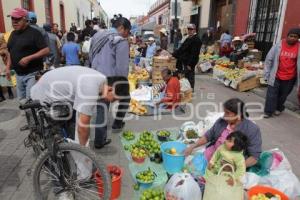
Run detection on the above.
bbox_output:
[251,193,281,200]
[125,131,161,154]
[139,188,165,200]
[130,99,148,115]
[185,129,198,139]
[136,168,156,183]
[157,130,171,137]
[122,130,135,141]
[131,147,147,159]
[128,68,150,81]
[215,59,235,68]
[224,68,246,81]
[109,166,121,181]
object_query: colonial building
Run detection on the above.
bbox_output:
[0,0,108,33]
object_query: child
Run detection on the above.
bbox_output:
[62,32,81,65]
[205,131,248,185]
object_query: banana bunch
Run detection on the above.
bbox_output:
[130,99,148,115]
[130,69,149,81]
[11,75,17,87]
[224,68,246,81]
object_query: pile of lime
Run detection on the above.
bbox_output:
[122,130,135,141]
[140,188,165,200]
[131,147,147,159]
[136,168,156,183]
[157,130,171,137]
[124,131,161,154]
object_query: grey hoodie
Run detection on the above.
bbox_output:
[89,29,129,77]
[264,41,300,87]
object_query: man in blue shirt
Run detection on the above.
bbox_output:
[146,37,156,58]
[62,32,81,65]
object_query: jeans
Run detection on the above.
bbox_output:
[94,97,130,146]
[264,78,296,115]
[16,72,37,100]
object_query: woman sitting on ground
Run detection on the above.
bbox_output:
[185,98,262,168]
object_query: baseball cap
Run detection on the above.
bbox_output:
[232,36,242,42]
[8,8,28,18]
[27,12,37,20]
[187,24,196,30]
[148,37,155,41]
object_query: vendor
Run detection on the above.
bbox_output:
[156,68,180,110]
[139,37,156,71]
[184,98,262,168]
[219,42,233,58]
[230,36,249,63]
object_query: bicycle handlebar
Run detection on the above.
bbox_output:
[19,100,42,110]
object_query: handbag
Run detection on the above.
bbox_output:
[203,164,244,200]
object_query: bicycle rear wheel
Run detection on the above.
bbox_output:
[32,143,111,200]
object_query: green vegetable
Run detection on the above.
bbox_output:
[122,130,135,141]
[186,129,198,139]
[157,130,171,137]
[140,188,165,200]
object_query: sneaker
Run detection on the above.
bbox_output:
[263,114,272,119]
[274,110,282,116]
[112,121,125,131]
[0,96,6,102]
[57,191,74,200]
[94,139,112,149]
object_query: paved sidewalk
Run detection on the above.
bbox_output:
[0,75,299,200]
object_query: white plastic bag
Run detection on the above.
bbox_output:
[165,173,202,200]
[82,39,91,53]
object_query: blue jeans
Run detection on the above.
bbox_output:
[94,100,110,146]
[16,72,37,100]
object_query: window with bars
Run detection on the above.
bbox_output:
[45,0,52,24]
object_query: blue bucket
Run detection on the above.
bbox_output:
[161,141,187,174]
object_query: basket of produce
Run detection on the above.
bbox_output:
[131,147,148,164]
[122,130,135,141]
[156,130,171,142]
[135,168,157,189]
[248,185,289,200]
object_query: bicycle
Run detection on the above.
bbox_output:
[20,100,112,200]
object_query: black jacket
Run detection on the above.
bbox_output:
[172,34,202,67]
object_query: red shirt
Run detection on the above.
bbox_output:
[276,40,299,80]
[161,76,181,109]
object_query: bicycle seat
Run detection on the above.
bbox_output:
[48,101,73,120]
[19,100,42,110]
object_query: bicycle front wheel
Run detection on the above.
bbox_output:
[32,143,112,200]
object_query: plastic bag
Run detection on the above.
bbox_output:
[248,151,273,176]
[165,173,202,200]
[184,153,207,176]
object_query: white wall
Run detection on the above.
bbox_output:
[200,0,211,29]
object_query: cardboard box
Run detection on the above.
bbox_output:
[237,76,260,92]
[152,57,177,71]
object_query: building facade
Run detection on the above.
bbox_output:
[0,0,107,33]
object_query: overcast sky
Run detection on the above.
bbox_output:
[99,0,157,19]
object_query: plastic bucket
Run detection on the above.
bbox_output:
[248,185,289,200]
[161,141,187,174]
[95,165,123,200]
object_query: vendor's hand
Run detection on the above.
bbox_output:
[184,145,194,157]
[155,101,161,106]
[5,67,11,80]
[18,56,31,67]
[226,177,234,186]
[187,65,192,70]
[208,163,214,170]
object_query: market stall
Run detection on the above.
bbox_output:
[118,113,300,200]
